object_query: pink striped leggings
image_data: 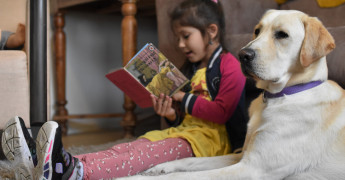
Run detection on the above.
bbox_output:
[75,138,194,179]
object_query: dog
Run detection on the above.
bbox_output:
[121,10,345,180]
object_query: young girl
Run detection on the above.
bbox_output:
[1,0,247,179]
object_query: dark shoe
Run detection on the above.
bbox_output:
[1,116,37,180]
[35,121,80,180]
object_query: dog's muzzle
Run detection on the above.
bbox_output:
[238,48,256,77]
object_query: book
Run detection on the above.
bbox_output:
[106,43,189,108]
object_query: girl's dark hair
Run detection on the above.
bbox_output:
[170,0,226,50]
[170,0,227,82]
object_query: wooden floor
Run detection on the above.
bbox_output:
[62,128,124,149]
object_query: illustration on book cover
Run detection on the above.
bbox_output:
[125,43,188,97]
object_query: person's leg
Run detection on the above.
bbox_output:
[78,137,194,179]
[5,23,25,49]
[33,121,194,179]
[32,121,154,180]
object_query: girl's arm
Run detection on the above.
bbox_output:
[181,56,246,124]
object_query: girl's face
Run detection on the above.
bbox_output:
[173,24,209,65]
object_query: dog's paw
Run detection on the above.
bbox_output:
[143,162,182,175]
[117,174,151,180]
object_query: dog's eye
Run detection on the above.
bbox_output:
[275,31,289,39]
[254,28,260,36]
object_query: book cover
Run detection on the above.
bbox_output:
[106,43,189,108]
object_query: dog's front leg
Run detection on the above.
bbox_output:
[143,153,242,175]
[120,162,265,180]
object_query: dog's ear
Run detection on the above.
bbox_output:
[300,16,335,68]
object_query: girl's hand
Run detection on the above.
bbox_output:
[151,93,176,121]
[172,91,185,102]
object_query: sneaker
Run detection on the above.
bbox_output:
[1,116,37,180]
[35,121,80,180]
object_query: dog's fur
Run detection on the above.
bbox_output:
[121,10,345,180]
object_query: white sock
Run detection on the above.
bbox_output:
[68,161,83,180]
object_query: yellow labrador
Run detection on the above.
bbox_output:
[122,10,345,180]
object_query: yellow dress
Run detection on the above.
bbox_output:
[275,0,345,7]
[140,68,230,157]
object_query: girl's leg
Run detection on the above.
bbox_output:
[78,137,194,179]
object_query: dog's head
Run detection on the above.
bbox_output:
[239,10,335,93]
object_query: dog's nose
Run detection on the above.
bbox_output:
[239,48,255,63]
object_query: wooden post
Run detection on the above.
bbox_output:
[54,12,68,135]
[121,0,137,138]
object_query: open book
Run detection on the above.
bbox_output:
[106,43,189,108]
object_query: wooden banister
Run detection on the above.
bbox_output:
[121,0,138,138]
[54,12,68,135]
